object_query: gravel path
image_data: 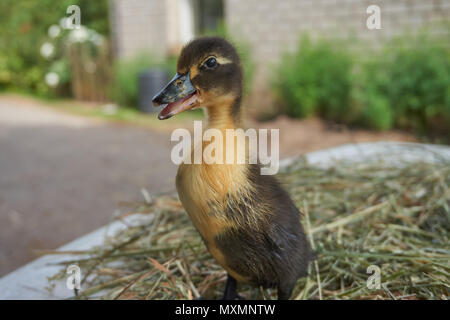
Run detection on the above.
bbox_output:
[0,96,177,276]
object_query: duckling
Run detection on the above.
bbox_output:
[152,37,313,300]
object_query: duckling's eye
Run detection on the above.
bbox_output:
[204,57,217,69]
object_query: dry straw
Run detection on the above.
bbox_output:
[47,159,449,300]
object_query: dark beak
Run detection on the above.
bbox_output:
[152,72,198,120]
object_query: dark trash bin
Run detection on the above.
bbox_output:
[138,69,170,113]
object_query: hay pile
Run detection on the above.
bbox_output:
[47,159,449,300]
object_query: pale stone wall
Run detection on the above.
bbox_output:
[225,0,449,71]
[109,0,168,59]
[109,0,196,59]
[110,0,449,63]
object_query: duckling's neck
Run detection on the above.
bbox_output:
[204,95,242,129]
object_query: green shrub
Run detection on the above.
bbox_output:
[275,33,450,139]
[111,54,176,107]
[354,57,393,130]
[275,36,354,121]
[356,35,450,134]
[360,92,393,130]
[0,0,109,96]
[386,39,450,134]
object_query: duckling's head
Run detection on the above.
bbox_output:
[153,37,243,123]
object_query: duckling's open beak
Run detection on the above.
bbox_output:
[152,72,199,120]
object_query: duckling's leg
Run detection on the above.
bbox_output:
[277,279,296,300]
[222,274,244,300]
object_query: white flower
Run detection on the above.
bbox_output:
[45,72,60,87]
[59,17,70,30]
[40,42,54,59]
[68,26,89,43]
[48,25,61,38]
[89,32,104,46]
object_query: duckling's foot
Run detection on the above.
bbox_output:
[226,293,245,300]
[222,293,245,300]
[277,278,296,300]
[222,274,245,300]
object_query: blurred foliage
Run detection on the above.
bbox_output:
[76,0,110,36]
[275,34,450,139]
[111,54,176,107]
[355,58,394,131]
[383,37,449,135]
[355,34,450,135]
[0,0,109,96]
[275,36,354,121]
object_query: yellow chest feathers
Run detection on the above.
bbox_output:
[175,135,260,283]
[176,158,252,282]
[175,131,254,227]
[176,160,249,232]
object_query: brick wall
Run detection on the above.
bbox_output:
[111,0,449,63]
[225,0,449,77]
[110,0,168,59]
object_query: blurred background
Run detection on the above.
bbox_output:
[0,0,449,276]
